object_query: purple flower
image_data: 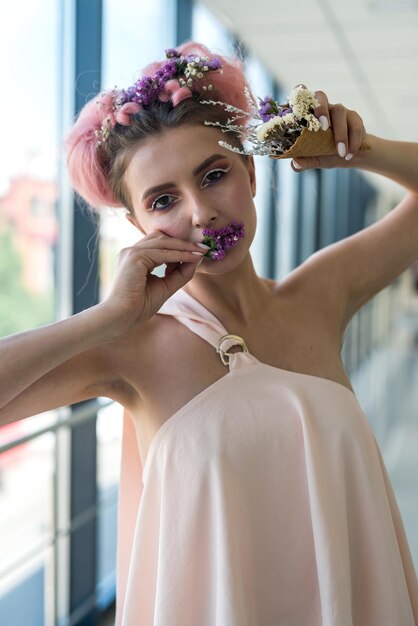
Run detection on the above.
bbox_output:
[99,50,223,143]
[258,96,277,121]
[205,57,221,70]
[202,221,245,260]
[165,48,181,59]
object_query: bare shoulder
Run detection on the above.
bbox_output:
[97,311,176,405]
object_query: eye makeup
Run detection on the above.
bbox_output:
[148,165,231,211]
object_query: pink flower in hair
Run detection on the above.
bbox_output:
[158,91,171,103]
[164,79,181,95]
[115,101,141,126]
[94,47,223,146]
[171,86,193,106]
[162,79,193,107]
[98,93,114,111]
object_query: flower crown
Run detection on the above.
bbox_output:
[94,48,222,146]
[94,46,370,159]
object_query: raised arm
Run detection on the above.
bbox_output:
[290,92,418,329]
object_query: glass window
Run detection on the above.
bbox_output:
[95,1,176,611]
[244,55,276,277]
[0,2,59,339]
[192,3,235,55]
[100,0,176,298]
[0,2,61,623]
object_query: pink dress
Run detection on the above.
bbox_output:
[115,287,418,625]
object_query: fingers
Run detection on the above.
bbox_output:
[289,87,367,171]
[117,244,205,276]
[312,90,330,131]
[329,103,349,158]
[346,111,365,158]
[163,255,204,293]
[130,231,208,254]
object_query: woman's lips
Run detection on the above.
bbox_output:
[201,221,245,260]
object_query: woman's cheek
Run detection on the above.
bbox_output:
[156,217,186,240]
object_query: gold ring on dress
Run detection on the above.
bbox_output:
[216,334,249,366]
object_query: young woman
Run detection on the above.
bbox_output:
[1,41,418,625]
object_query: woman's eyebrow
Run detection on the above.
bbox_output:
[141,153,229,201]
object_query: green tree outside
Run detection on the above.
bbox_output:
[0,229,54,337]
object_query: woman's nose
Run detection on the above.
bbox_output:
[190,199,218,229]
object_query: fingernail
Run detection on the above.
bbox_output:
[319,116,329,131]
[293,160,303,170]
[196,243,210,249]
[345,153,353,161]
[337,142,346,158]
[191,251,204,256]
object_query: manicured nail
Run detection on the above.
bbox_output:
[191,251,204,255]
[337,142,346,158]
[293,160,303,169]
[196,243,210,249]
[345,153,353,161]
[319,116,329,131]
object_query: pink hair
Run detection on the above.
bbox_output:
[65,40,256,210]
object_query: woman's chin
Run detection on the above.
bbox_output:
[196,246,249,274]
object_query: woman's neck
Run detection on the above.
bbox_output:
[182,254,277,328]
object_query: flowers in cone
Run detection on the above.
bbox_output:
[201,85,322,157]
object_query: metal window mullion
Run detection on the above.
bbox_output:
[69,1,103,624]
[176,0,192,44]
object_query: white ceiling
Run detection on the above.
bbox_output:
[202,0,418,143]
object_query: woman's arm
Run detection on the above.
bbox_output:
[0,305,121,426]
[351,134,418,195]
[291,94,418,328]
[0,231,205,426]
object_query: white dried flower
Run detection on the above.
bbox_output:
[288,86,319,120]
[256,113,296,141]
[305,114,322,131]
[218,141,247,154]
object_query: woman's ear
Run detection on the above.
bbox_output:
[125,211,146,235]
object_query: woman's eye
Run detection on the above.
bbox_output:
[151,194,177,211]
[150,168,229,211]
[202,168,228,185]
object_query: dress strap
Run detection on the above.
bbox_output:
[157,288,258,370]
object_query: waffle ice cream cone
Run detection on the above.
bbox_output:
[271,127,371,159]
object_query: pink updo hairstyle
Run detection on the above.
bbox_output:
[65,41,257,213]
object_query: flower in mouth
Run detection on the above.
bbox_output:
[201,221,245,260]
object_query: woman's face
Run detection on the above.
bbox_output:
[123,124,257,273]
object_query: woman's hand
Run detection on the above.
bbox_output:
[290,87,369,172]
[99,231,208,338]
